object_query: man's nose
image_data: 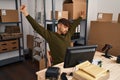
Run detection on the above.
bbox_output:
[66,28,68,31]
[66,29,68,32]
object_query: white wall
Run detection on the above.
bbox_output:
[97,0,120,21]
[0,0,15,9]
[88,0,120,22]
[87,0,98,37]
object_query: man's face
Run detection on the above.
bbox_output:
[58,23,69,35]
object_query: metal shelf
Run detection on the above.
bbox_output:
[0,22,22,24]
[45,20,58,22]
[0,0,24,66]
[0,56,24,67]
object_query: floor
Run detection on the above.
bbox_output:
[0,59,39,80]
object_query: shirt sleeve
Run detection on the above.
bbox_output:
[26,15,51,41]
[68,17,82,36]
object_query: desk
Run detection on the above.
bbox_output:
[36,51,120,80]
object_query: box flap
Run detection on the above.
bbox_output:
[63,0,86,4]
[63,0,73,4]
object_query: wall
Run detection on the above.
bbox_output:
[87,0,98,38]
[97,0,120,21]
[88,0,120,22]
[87,0,120,38]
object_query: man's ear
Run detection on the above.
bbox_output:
[57,23,62,29]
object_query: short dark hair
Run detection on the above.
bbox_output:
[58,18,71,27]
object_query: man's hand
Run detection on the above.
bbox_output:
[20,5,29,16]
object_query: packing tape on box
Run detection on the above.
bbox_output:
[1,9,6,15]
[58,12,62,18]
[97,13,103,19]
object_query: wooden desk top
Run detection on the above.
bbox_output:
[36,51,120,80]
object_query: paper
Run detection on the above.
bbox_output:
[74,61,109,79]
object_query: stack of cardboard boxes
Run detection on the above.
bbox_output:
[51,0,87,20]
[51,11,68,20]
[0,9,20,53]
[88,13,120,56]
[63,0,86,19]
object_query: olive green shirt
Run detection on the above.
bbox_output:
[26,15,82,65]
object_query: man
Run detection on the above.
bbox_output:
[20,5,82,66]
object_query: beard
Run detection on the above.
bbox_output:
[58,27,68,35]
[61,31,68,35]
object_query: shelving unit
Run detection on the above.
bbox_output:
[43,0,88,45]
[0,0,24,66]
[43,0,56,32]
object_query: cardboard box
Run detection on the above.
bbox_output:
[51,11,68,20]
[97,13,113,22]
[0,39,18,53]
[63,0,86,19]
[39,57,46,70]
[1,33,22,40]
[0,9,19,22]
[5,26,20,33]
[27,35,34,49]
[118,13,120,23]
[88,21,120,56]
